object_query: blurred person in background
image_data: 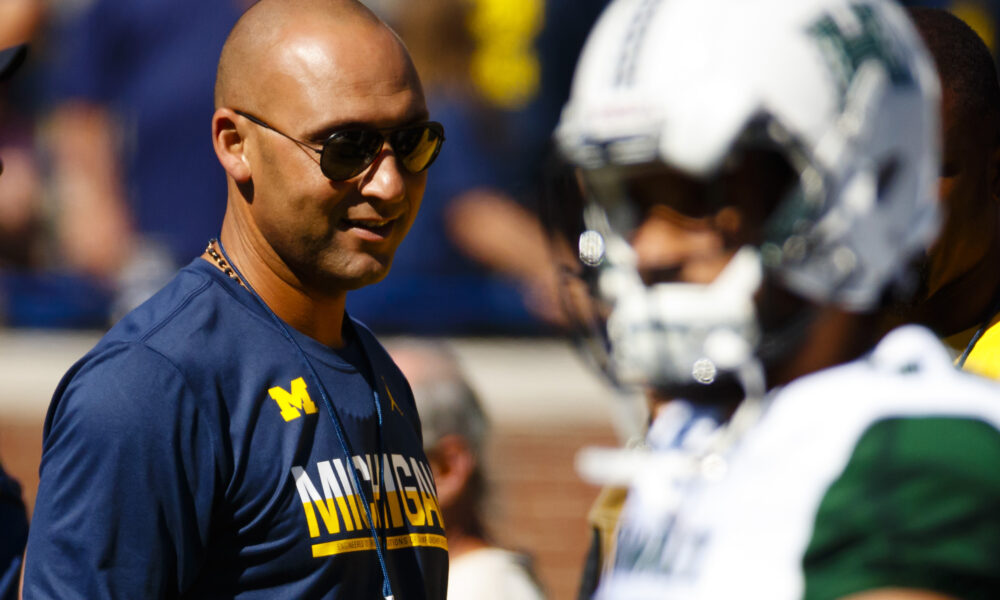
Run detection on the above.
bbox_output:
[349,0,550,334]
[0,1,75,328]
[890,8,1000,378]
[548,0,1000,598]
[0,2,41,50]
[41,0,246,320]
[390,340,546,600]
[581,7,1000,594]
[348,0,606,334]
[23,0,448,596]
[0,36,39,272]
[0,12,35,597]
[442,0,609,328]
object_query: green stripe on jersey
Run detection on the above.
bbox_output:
[802,417,1000,600]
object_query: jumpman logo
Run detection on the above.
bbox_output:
[381,377,405,417]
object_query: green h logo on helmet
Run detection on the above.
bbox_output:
[809,3,915,105]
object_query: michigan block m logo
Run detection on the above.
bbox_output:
[269,377,318,421]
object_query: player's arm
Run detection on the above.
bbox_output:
[803,417,1000,600]
[47,102,135,279]
[21,343,222,599]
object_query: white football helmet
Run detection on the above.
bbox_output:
[553,0,941,391]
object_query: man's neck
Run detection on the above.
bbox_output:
[767,306,881,390]
[211,222,348,348]
[441,505,490,560]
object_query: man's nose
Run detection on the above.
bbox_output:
[632,215,725,286]
[360,148,406,202]
[632,217,692,285]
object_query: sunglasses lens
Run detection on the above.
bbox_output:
[320,130,383,180]
[394,123,444,174]
[319,123,445,180]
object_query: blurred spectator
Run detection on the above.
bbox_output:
[0,5,118,329]
[389,340,545,600]
[0,4,42,271]
[348,0,606,334]
[0,36,33,600]
[42,0,246,319]
[348,0,547,334]
[0,1,42,49]
[891,8,1000,378]
[0,45,42,271]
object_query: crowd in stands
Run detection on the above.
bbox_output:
[0,0,994,334]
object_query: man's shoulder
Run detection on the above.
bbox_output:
[104,260,226,342]
[731,328,1000,600]
[51,261,258,415]
[780,325,1000,426]
[801,413,1000,599]
[98,260,268,365]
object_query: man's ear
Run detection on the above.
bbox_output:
[427,434,476,509]
[213,108,251,183]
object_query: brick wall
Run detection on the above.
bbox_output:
[488,424,617,600]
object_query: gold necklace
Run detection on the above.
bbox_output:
[205,238,248,290]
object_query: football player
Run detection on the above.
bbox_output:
[547,0,1000,598]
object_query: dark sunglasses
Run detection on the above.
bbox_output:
[234,109,445,181]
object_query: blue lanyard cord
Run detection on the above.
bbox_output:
[214,240,395,600]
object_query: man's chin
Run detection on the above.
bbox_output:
[343,269,390,291]
[296,253,392,295]
[336,256,394,292]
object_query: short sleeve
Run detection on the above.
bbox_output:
[23,343,223,599]
[802,417,1000,600]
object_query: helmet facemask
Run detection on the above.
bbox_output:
[553,126,819,400]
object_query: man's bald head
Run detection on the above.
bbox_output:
[215,0,412,111]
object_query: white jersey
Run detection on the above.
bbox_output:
[599,326,1000,600]
[448,548,544,600]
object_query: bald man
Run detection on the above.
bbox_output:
[22,1,448,598]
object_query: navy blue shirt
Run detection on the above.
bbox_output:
[24,259,448,599]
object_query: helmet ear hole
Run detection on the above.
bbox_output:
[876,157,901,201]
